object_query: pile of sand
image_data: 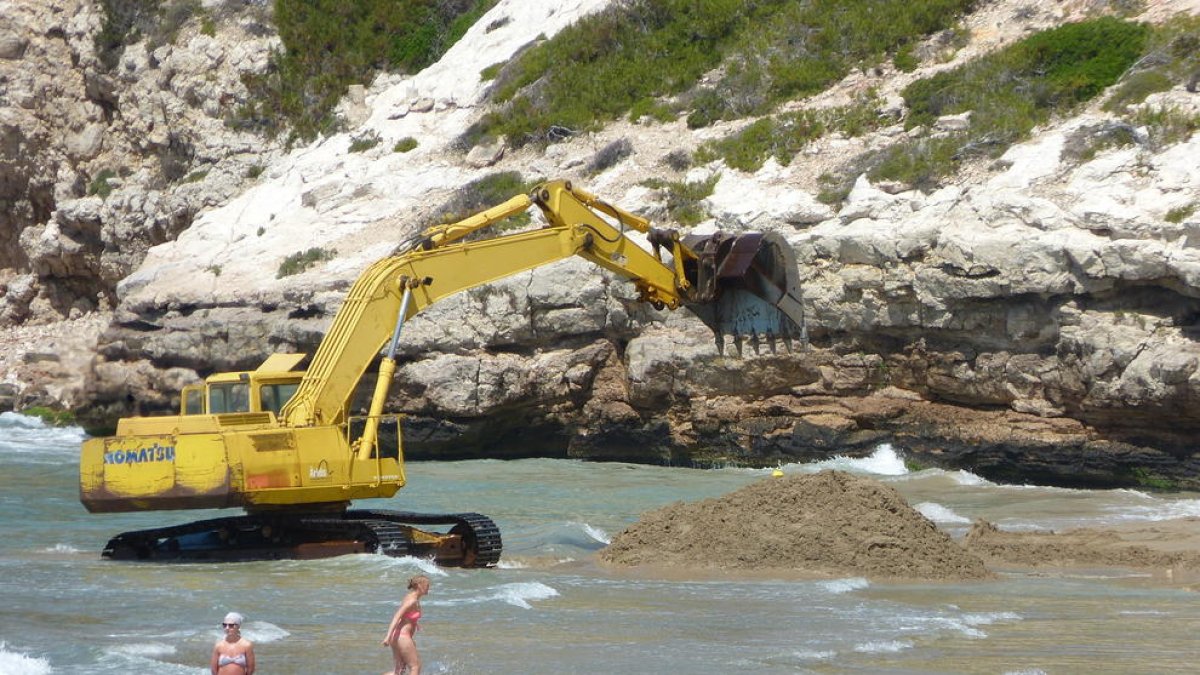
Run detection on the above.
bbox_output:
[600,470,991,580]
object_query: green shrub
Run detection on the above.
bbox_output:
[893,43,919,72]
[661,149,691,172]
[246,164,265,179]
[643,174,720,226]
[1165,203,1196,224]
[696,99,884,173]
[393,137,418,153]
[1061,122,1139,164]
[277,247,337,278]
[1132,105,1200,148]
[629,97,676,124]
[585,138,633,175]
[425,171,535,231]
[182,169,208,183]
[348,130,381,153]
[96,0,163,70]
[868,135,962,190]
[695,114,822,172]
[158,0,201,46]
[237,0,497,142]
[1129,467,1177,490]
[1103,69,1174,111]
[479,61,504,81]
[21,406,76,427]
[666,174,720,226]
[88,168,118,198]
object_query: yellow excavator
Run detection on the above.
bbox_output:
[79,180,805,565]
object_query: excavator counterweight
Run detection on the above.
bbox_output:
[80,180,805,565]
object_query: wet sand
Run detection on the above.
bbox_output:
[964,516,1200,587]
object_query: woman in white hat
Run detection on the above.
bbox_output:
[211,611,255,674]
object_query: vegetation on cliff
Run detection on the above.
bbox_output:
[236,0,496,141]
[697,13,1198,195]
[466,0,975,147]
[868,16,1151,191]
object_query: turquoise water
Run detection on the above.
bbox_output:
[1,411,1198,674]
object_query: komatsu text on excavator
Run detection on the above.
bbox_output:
[80,180,805,566]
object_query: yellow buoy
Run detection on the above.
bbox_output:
[771,468,784,477]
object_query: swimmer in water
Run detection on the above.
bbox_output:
[382,575,431,675]
[211,611,255,675]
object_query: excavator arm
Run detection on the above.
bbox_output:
[280,180,805,446]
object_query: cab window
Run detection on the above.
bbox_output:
[259,382,299,415]
[209,383,250,413]
[183,388,205,415]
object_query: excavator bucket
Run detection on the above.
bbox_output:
[682,231,806,354]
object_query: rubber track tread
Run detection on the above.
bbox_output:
[101,511,497,565]
[103,516,253,558]
[347,510,502,567]
[298,517,411,556]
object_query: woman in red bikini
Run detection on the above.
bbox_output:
[382,575,431,675]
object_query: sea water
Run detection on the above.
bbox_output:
[1,411,1198,674]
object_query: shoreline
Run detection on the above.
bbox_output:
[963,516,1200,589]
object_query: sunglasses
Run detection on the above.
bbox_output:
[222,623,239,628]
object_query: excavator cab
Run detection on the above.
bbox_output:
[178,353,306,417]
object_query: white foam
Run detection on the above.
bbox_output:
[963,611,1022,626]
[42,543,81,554]
[579,523,611,545]
[0,642,52,675]
[492,582,560,609]
[818,577,869,594]
[98,648,208,675]
[105,642,176,658]
[0,412,87,462]
[786,444,909,476]
[853,640,912,653]
[242,621,290,644]
[915,502,972,524]
[932,611,1022,639]
[1110,498,1200,521]
[0,411,53,429]
[376,554,449,577]
[791,649,837,660]
[948,469,992,486]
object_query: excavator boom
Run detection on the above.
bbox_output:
[79,180,805,566]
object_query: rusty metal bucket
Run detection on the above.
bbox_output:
[682,231,806,353]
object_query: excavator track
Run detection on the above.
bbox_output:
[100,511,500,566]
[349,510,503,568]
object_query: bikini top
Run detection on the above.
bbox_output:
[404,610,422,622]
[218,653,248,667]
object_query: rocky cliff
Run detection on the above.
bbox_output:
[3,0,1199,490]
